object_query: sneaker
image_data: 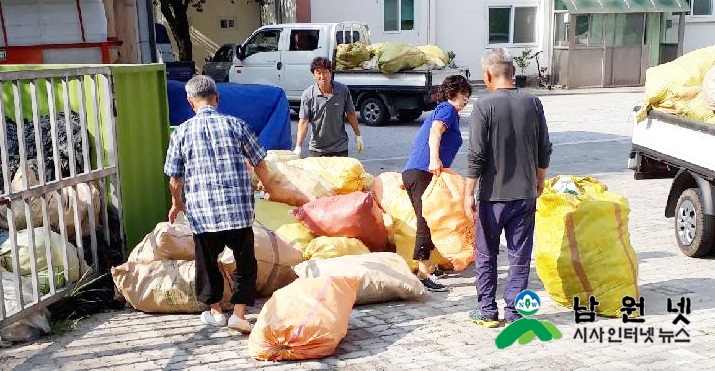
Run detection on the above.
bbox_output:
[432,267,446,277]
[503,315,523,326]
[228,314,253,334]
[468,309,500,328]
[420,275,448,292]
[200,310,227,327]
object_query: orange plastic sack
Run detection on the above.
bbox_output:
[111,260,234,313]
[291,191,388,252]
[219,222,303,297]
[127,222,194,263]
[373,172,451,271]
[247,276,359,361]
[421,172,475,271]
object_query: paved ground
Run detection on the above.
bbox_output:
[3,87,715,370]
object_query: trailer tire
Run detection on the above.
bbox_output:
[359,97,388,126]
[675,188,715,257]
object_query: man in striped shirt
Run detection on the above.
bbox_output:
[164,75,273,333]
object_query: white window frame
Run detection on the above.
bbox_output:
[383,0,415,33]
[219,17,236,29]
[689,0,714,17]
[487,5,538,46]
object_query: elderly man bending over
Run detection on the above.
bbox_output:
[164,75,273,333]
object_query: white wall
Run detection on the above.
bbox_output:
[311,0,548,80]
[311,0,429,46]
[683,17,715,53]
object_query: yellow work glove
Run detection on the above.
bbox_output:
[355,135,364,154]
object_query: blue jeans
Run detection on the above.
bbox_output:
[475,198,536,321]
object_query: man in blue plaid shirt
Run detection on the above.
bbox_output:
[164,75,273,333]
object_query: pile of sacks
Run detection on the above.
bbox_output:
[636,45,715,124]
[335,42,450,75]
[111,151,475,361]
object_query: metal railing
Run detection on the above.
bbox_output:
[0,67,123,329]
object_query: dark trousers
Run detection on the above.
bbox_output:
[310,149,349,157]
[475,198,536,321]
[402,169,435,261]
[193,227,257,307]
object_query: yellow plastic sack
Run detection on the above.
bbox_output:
[373,172,451,271]
[275,223,315,252]
[302,236,370,260]
[535,176,639,318]
[418,45,448,67]
[377,43,427,75]
[421,172,475,271]
[248,276,359,361]
[287,157,365,195]
[255,199,296,231]
[336,42,371,70]
[636,45,715,123]
[263,161,336,206]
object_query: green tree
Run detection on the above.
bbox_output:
[157,0,266,61]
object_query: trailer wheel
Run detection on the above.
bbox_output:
[675,188,715,257]
[359,97,388,126]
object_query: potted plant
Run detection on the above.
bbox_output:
[513,49,533,88]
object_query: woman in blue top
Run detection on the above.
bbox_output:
[402,75,472,292]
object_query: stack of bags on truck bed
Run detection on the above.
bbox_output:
[637,45,715,124]
[335,42,450,74]
[111,150,476,361]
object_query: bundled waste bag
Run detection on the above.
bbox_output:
[378,43,427,75]
[248,276,359,360]
[372,172,451,271]
[128,222,194,263]
[293,252,425,305]
[291,191,388,252]
[421,171,475,271]
[275,223,315,252]
[336,42,371,70]
[418,45,449,67]
[535,175,639,318]
[636,45,715,123]
[262,161,336,206]
[254,199,296,231]
[219,222,303,297]
[1,269,51,345]
[302,236,370,260]
[287,157,366,195]
[702,66,715,111]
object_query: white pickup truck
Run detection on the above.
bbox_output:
[228,22,469,126]
[629,108,715,257]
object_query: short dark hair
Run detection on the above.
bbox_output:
[310,56,333,73]
[439,75,472,101]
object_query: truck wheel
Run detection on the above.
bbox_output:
[397,109,422,122]
[359,97,388,126]
[675,188,715,257]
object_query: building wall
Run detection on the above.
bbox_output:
[155,1,261,69]
[310,0,548,79]
[683,16,715,53]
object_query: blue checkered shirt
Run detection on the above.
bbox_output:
[164,105,266,234]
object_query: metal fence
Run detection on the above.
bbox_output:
[0,67,123,329]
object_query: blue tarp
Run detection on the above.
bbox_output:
[167,80,292,150]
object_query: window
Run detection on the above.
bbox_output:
[220,18,235,29]
[691,0,713,15]
[574,14,604,46]
[244,29,281,58]
[384,0,414,31]
[488,6,537,45]
[289,30,320,51]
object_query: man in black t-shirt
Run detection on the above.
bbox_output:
[464,48,553,328]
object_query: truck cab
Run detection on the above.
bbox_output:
[229,22,369,102]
